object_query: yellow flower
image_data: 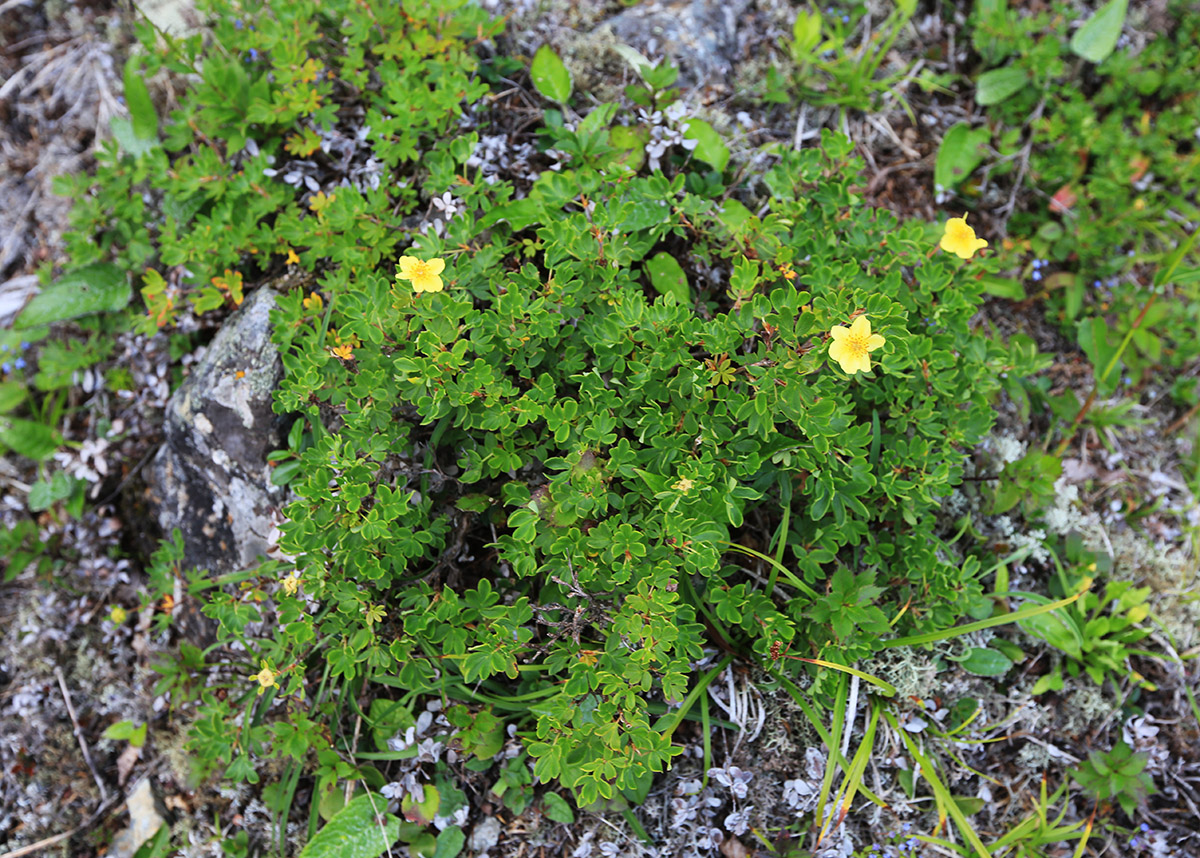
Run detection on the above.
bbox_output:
[302,291,324,313]
[286,248,300,266]
[330,343,354,361]
[251,661,279,695]
[828,315,885,375]
[282,574,301,596]
[396,255,446,294]
[939,214,988,259]
[109,606,127,625]
[673,477,694,493]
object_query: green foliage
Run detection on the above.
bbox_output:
[1070,741,1156,816]
[53,0,501,332]
[14,263,130,329]
[1070,0,1129,64]
[255,113,1006,804]
[103,719,149,747]
[47,0,1151,832]
[1021,536,1153,693]
[968,0,1200,378]
[298,794,401,858]
[935,122,991,195]
[530,45,572,103]
[765,2,921,115]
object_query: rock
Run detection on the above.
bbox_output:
[139,0,202,36]
[594,0,753,89]
[148,287,286,577]
[108,779,168,858]
[468,815,502,854]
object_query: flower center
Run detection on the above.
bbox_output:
[845,332,869,356]
[410,261,431,278]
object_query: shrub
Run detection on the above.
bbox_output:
[52,0,1012,816]
[239,117,1011,803]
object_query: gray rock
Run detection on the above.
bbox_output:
[597,0,753,89]
[108,779,169,858]
[468,815,502,854]
[148,287,285,576]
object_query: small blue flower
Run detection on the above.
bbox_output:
[0,344,7,352]
[1141,824,1150,832]
[1131,837,1141,849]
[248,48,259,61]
[1093,280,1101,288]
[902,822,912,832]
[1032,271,1042,281]
[1,363,9,374]
[20,341,29,350]
[14,358,25,370]
[234,17,243,28]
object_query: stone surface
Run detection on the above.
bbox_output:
[468,815,502,854]
[108,779,168,858]
[594,0,753,89]
[148,287,285,576]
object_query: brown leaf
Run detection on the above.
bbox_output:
[116,743,142,787]
[720,836,750,858]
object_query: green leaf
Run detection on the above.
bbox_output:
[611,43,654,80]
[103,720,148,747]
[401,784,440,825]
[28,472,79,512]
[542,791,575,824]
[432,826,465,858]
[1020,611,1083,661]
[645,252,689,304]
[792,9,823,58]
[0,381,27,414]
[980,275,1025,300]
[952,795,985,816]
[1076,316,1120,394]
[0,417,60,461]
[682,119,729,172]
[957,647,1013,677]
[530,45,572,103]
[110,118,160,157]
[1070,0,1128,63]
[123,57,158,140]
[975,67,1029,106]
[15,263,130,329]
[935,122,990,192]
[299,794,401,858]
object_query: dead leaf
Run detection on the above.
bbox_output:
[117,743,142,786]
[720,836,749,858]
[1049,185,1077,214]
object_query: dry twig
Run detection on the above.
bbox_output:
[54,666,109,803]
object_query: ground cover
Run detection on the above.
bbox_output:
[1,1,1198,857]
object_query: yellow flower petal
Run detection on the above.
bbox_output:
[939,215,988,260]
[827,315,884,375]
[396,256,447,294]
